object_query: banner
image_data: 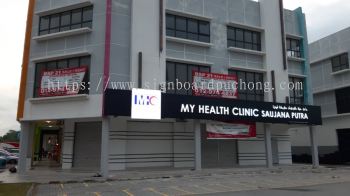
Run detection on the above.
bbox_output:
[39,66,87,97]
[192,71,238,99]
[206,121,256,139]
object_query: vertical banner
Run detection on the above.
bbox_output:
[192,71,256,139]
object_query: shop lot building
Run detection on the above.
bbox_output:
[17,0,321,176]
[291,27,350,164]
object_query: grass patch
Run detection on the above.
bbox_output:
[0,183,33,196]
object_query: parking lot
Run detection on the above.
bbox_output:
[33,166,350,196]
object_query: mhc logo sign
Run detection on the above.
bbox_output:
[131,88,161,120]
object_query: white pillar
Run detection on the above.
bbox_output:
[309,126,319,168]
[100,118,110,177]
[18,121,30,174]
[264,124,273,168]
[194,120,201,170]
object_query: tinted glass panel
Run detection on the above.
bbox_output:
[227,26,261,51]
[39,6,93,36]
[166,62,210,95]
[166,14,210,43]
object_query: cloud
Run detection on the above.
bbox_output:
[0,0,27,136]
[284,0,350,42]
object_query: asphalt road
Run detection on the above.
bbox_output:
[199,182,350,196]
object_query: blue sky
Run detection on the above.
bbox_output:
[0,0,350,136]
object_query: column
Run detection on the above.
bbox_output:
[309,126,319,168]
[264,124,273,168]
[100,118,110,177]
[18,121,30,174]
[194,120,201,170]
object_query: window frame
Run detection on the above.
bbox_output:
[227,26,261,51]
[335,86,350,114]
[166,61,211,95]
[289,77,305,105]
[33,56,91,98]
[166,13,211,43]
[286,38,302,58]
[331,53,349,72]
[228,70,264,102]
[38,6,93,36]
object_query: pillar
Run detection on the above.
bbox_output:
[100,118,110,177]
[18,121,30,174]
[194,120,201,170]
[309,126,319,168]
[264,124,273,168]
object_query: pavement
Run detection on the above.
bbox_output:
[1,164,349,196]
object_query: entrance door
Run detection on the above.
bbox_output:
[201,129,237,168]
[337,129,350,162]
[73,122,101,170]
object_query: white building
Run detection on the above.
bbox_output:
[17,0,321,176]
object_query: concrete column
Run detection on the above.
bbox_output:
[309,126,319,168]
[264,124,273,168]
[194,120,201,170]
[100,118,110,177]
[18,121,30,174]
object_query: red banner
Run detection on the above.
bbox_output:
[192,71,256,139]
[206,121,256,139]
[192,71,238,99]
[39,66,87,97]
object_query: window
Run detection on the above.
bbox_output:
[166,61,210,95]
[39,6,93,36]
[289,77,304,105]
[228,70,264,101]
[336,86,350,114]
[331,53,349,72]
[166,14,210,43]
[286,38,302,58]
[33,56,91,97]
[227,27,261,51]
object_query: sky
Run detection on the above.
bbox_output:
[0,0,350,136]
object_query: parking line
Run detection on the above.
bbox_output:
[146,188,169,196]
[105,181,112,186]
[214,183,235,190]
[94,192,101,196]
[83,183,89,187]
[122,189,134,196]
[60,184,64,189]
[192,185,218,193]
[170,186,195,195]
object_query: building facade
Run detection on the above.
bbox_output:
[17,0,317,176]
[291,27,350,164]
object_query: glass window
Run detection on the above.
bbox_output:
[176,16,186,31]
[33,56,91,98]
[38,6,93,36]
[166,14,210,43]
[40,16,50,31]
[332,53,349,72]
[286,38,302,58]
[227,26,261,51]
[199,21,210,35]
[336,86,350,114]
[228,70,264,102]
[289,77,304,105]
[188,19,198,33]
[82,6,93,22]
[57,60,68,69]
[60,12,71,27]
[166,61,210,95]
